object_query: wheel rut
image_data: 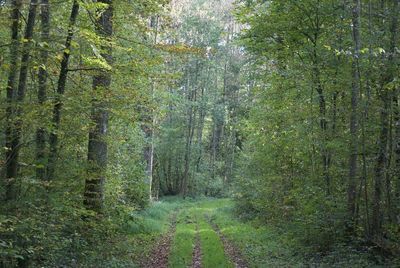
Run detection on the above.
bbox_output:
[142,212,178,268]
[192,218,202,268]
[206,214,249,268]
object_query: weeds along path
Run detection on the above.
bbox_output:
[143,212,178,268]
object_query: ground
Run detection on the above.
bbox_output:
[127,198,389,268]
[129,198,298,268]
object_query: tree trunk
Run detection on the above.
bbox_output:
[36,0,50,181]
[47,0,79,180]
[182,76,196,197]
[5,0,38,200]
[390,0,400,223]
[4,0,22,201]
[84,0,113,212]
[312,45,331,196]
[347,0,361,232]
[143,16,158,201]
[372,0,399,236]
[372,91,389,237]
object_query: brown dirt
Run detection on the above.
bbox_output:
[142,213,178,268]
[206,214,249,268]
[192,221,202,268]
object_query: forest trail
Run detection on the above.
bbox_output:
[145,199,248,268]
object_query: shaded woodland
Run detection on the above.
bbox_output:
[0,0,399,267]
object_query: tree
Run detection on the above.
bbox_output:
[5,0,38,200]
[347,0,361,233]
[4,0,22,201]
[84,0,113,212]
[35,0,50,181]
[47,0,80,180]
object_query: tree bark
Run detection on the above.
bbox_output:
[5,0,38,200]
[143,15,158,201]
[182,74,197,197]
[347,0,361,232]
[372,0,399,236]
[390,0,400,223]
[47,0,79,180]
[4,0,22,201]
[36,0,50,181]
[84,0,113,212]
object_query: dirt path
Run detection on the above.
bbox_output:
[143,202,248,268]
[206,214,249,268]
[142,213,178,268]
[192,220,202,268]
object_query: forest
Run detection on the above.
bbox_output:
[0,0,399,267]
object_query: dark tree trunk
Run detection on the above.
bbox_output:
[372,91,389,236]
[372,0,399,236]
[47,0,79,180]
[84,0,113,212]
[5,0,38,200]
[390,0,400,223]
[4,0,22,201]
[311,40,331,196]
[348,0,361,232]
[36,0,50,181]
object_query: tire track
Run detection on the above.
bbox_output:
[192,219,202,268]
[142,212,178,268]
[205,214,249,268]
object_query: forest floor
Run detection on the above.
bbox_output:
[127,198,391,268]
[130,198,296,268]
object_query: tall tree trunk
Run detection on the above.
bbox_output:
[36,0,50,181]
[372,91,389,237]
[348,0,361,233]
[5,0,38,200]
[47,0,79,180]
[390,0,400,223]
[84,0,113,212]
[143,15,158,201]
[395,94,400,217]
[182,76,196,197]
[196,85,206,172]
[4,0,22,201]
[372,0,399,236]
[313,55,330,195]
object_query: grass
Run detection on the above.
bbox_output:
[127,197,184,234]
[124,197,189,267]
[207,199,301,267]
[105,197,398,268]
[168,199,233,268]
[168,209,196,268]
[197,212,233,268]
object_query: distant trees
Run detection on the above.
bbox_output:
[153,0,244,198]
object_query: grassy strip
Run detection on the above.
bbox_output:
[168,208,196,268]
[197,211,233,268]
